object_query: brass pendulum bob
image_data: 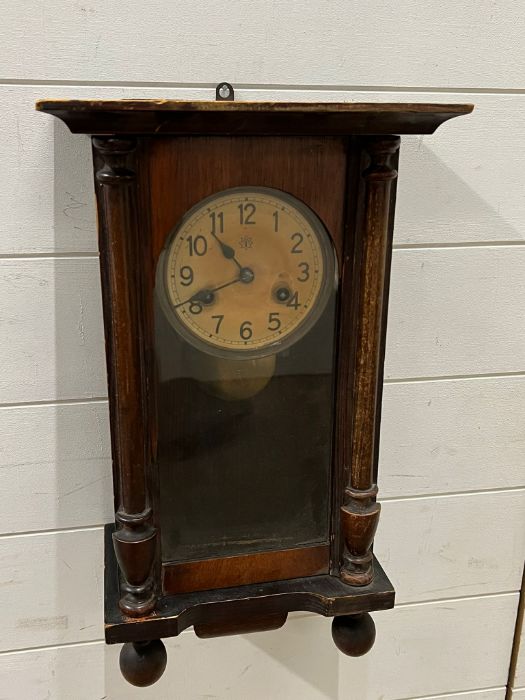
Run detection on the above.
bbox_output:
[187,349,277,401]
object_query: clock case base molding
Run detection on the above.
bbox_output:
[104,524,394,642]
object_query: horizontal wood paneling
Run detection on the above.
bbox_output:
[0,86,97,255]
[379,376,525,498]
[0,374,523,536]
[376,491,525,604]
[0,2,523,87]
[511,691,525,699]
[0,529,103,652]
[0,402,112,534]
[339,594,519,699]
[3,247,524,406]
[0,258,106,404]
[0,595,516,700]
[4,87,523,254]
[3,490,522,652]
[394,93,525,247]
[385,246,525,379]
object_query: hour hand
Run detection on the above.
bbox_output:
[211,232,242,270]
[215,238,235,259]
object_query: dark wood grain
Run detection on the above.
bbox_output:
[194,613,288,639]
[146,135,347,263]
[36,99,473,135]
[339,137,400,586]
[331,613,376,656]
[104,525,394,644]
[93,137,158,617]
[36,99,473,678]
[162,545,329,595]
[119,640,167,687]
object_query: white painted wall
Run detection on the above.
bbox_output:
[1,3,524,699]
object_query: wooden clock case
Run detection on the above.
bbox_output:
[37,96,472,687]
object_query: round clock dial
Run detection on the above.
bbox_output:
[158,187,336,359]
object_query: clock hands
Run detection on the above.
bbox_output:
[174,268,254,310]
[174,279,238,309]
[175,227,255,311]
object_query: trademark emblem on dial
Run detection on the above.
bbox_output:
[239,235,254,249]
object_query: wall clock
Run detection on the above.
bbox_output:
[37,91,472,687]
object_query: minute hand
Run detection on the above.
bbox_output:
[210,277,242,294]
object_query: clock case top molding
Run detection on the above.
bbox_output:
[37,99,473,666]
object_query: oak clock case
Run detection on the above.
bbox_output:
[36,98,473,688]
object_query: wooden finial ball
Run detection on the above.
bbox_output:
[331,613,376,657]
[119,639,167,687]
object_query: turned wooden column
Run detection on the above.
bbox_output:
[93,136,157,617]
[340,135,400,586]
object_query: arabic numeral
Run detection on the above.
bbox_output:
[209,211,224,235]
[189,301,203,315]
[238,202,256,225]
[290,232,303,254]
[297,262,310,282]
[187,235,208,256]
[240,320,253,339]
[179,265,194,286]
[268,312,281,331]
[211,315,224,334]
[286,291,300,310]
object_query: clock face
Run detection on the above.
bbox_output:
[158,187,336,358]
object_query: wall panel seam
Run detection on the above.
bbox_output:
[4,242,525,261]
[0,397,108,410]
[2,372,525,411]
[1,486,523,539]
[2,374,525,413]
[3,79,525,94]
[0,524,104,540]
[395,591,519,609]
[385,372,525,384]
[402,686,508,699]
[0,254,99,261]
[0,639,103,657]
[382,487,525,503]
[0,592,518,657]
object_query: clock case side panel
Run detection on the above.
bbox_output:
[332,136,400,585]
[93,136,160,618]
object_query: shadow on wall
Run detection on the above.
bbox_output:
[246,614,340,698]
[396,136,523,244]
[51,115,113,698]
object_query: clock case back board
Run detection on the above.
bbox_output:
[153,137,343,595]
[36,100,473,647]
